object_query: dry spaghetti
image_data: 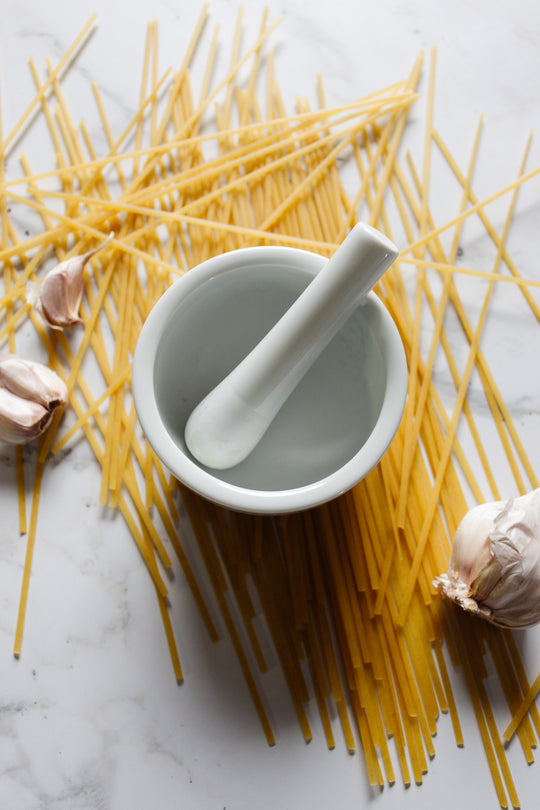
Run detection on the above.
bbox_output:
[0,10,539,809]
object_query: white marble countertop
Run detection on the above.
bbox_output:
[1,2,540,809]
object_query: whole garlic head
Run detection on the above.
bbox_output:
[434,489,540,629]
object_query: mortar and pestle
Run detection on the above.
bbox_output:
[132,223,408,514]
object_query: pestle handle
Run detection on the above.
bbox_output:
[184,223,399,470]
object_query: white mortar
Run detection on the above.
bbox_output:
[132,246,408,514]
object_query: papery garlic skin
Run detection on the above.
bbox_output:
[0,387,52,444]
[0,355,68,444]
[34,255,85,329]
[434,489,540,629]
[0,355,67,409]
[28,234,113,330]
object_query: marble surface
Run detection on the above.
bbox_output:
[1,1,540,809]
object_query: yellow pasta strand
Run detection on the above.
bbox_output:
[2,17,539,809]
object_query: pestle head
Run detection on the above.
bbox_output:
[185,385,269,470]
[184,224,398,470]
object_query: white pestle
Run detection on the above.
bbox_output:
[184,223,399,470]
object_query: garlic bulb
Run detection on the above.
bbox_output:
[0,355,68,444]
[28,234,113,329]
[434,489,540,629]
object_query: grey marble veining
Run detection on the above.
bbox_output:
[0,2,539,809]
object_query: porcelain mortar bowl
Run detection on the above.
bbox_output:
[132,245,408,514]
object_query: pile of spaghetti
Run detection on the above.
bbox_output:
[1,9,540,808]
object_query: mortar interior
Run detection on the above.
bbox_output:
[153,260,387,492]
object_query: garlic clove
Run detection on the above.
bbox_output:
[38,260,85,329]
[434,488,540,629]
[0,354,67,410]
[0,387,52,444]
[28,233,114,330]
[0,355,68,445]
